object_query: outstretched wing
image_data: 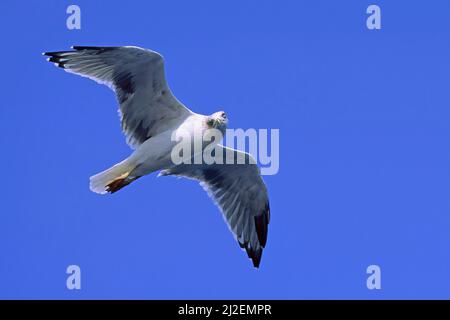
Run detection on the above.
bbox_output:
[43,46,192,148]
[160,145,270,268]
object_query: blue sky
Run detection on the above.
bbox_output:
[1,0,450,299]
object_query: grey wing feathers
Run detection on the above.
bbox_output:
[160,145,270,268]
[43,46,192,148]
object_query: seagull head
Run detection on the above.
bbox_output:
[207,111,228,131]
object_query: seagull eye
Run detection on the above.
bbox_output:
[221,112,227,118]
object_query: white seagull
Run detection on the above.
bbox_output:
[44,46,270,268]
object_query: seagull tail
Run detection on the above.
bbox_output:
[89,159,138,194]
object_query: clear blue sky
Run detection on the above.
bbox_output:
[1,0,449,299]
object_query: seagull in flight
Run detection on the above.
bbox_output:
[43,46,270,268]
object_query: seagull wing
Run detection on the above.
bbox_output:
[160,145,270,268]
[44,46,192,148]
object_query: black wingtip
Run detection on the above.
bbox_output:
[245,246,262,268]
[44,46,121,60]
[43,51,68,57]
[72,45,99,51]
[237,202,269,268]
[254,202,270,248]
[42,53,67,68]
[47,57,59,63]
[72,45,119,52]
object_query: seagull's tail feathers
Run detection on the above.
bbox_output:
[89,159,139,194]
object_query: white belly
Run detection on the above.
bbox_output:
[128,114,207,176]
